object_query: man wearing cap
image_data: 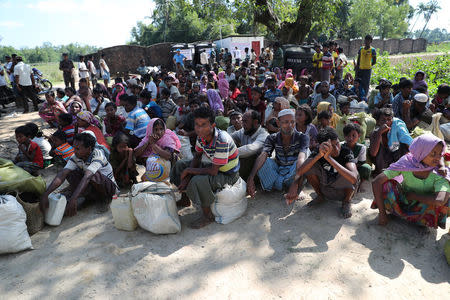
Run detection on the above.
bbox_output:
[370,80,393,109]
[402,93,433,130]
[231,110,269,181]
[173,49,186,68]
[247,109,309,197]
[59,53,75,88]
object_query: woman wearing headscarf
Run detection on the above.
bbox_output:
[199,75,208,93]
[371,134,449,228]
[217,71,229,100]
[278,75,299,94]
[312,102,340,129]
[39,90,67,127]
[266,97,290,133]
[134,118,181,181]
[76,111,110,150]
[206,89,224,113]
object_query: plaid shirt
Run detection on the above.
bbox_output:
[262,130,309,167]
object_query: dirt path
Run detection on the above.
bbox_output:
[0,102,449,299]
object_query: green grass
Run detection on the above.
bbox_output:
[30,62,66,86]
[426,41,450,53]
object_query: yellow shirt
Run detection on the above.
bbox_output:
[359,47,376,70]
[312,52,323,68]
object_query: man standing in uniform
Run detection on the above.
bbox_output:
[59,53,75,88]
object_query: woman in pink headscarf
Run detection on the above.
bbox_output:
[371,134,449,228]
[217,71,229,100]
[134,118,181,181]
[113,83,125,106]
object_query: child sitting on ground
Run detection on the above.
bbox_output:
[50,130,75,166]
[58,113,75,144]
[25,122,52,168]
[296,75,313,105]
[110,132,138,188]
[342,123,372,190]
[315,110,332,131]
[104,102,126,139]
[294,127,359,218]
[140,89,162,119]
[14,125,44,176]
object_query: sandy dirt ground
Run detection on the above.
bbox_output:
[0,100,449,299]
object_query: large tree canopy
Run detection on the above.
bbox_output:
[130,0,418,45]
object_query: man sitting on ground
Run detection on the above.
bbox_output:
[40,133,118,216]
[170,107,240,229]
[231,110,269,181]
[247,109,309,198]
[289,127,359,218]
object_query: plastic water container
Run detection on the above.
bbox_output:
[45,193,67,226]
[110,194,138,231]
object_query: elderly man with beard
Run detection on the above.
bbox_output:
[231,110,269,181]
[247,109,309,199]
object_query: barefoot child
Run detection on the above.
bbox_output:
[342,123,372,189]
[294,127,359,218]
[26,122,52,168]
[14,125,44,176]
[110,132,138,188]
[371,134,449,228]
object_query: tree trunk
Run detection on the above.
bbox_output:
[254,0,314,44]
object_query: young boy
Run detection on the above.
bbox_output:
[41,132,117,215]
[356,35,376,95]
[14,125,44,176]
[157,88,177,122]
[342,123,371,189]
[50,130,75,165]
[312,44,323,82]
[296,75,313,105]
[227,111,243,135]
[90,86,110,118]
[58,113,76,144]
[140,89,162,119]
[170,107,240,229]
[293,127,359,218]
[122,95,151,148]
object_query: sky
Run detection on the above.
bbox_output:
[0,0,155,48]
[0,0,449,49]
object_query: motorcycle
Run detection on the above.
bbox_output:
[32,68,52,94]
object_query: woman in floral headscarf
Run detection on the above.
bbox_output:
[371,134,449,228]
[76,111,110,150]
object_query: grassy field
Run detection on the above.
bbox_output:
[427,41,450,53]
[31,62,65,86]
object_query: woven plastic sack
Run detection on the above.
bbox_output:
[211,178,247,225]
[131,182,181,234]
[0,158,46,195]
[0,195,32,254]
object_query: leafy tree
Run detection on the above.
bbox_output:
[417,0,441,38]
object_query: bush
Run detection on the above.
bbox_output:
[371,52,450,95]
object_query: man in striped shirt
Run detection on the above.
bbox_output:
[247,109,309,202]
[170,107,240,229]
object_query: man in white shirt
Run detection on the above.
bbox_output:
[78,55,90,87]
[14,56,40,113]
[232,47,241,66]
[231,110,269,180]
[145,73,158,100]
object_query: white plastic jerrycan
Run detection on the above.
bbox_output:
[45,193,67,226]
[110,194,138,231]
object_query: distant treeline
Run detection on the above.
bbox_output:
[0,42,100,63]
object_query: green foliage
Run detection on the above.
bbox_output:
[347,0,411,39]
[412,28,450,44]
[426,42,450,53]
[0,43,99,64]
[371,52,450,95]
